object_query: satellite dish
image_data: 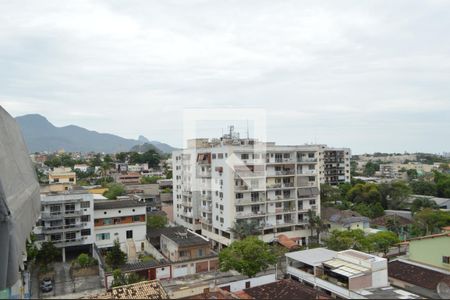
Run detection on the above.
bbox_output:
[437,279,450,299]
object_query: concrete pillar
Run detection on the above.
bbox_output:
[62,247,66,262]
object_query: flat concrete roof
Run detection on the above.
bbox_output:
[285,248,337,266]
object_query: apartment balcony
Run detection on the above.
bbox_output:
[266,170,295,177]
[297,182,317,188]
[297,170,316,175]
[196,170,212,178]
[235,198,266,205]
[263,221,296,228]
[64,210,83,217]
[297,157,317,163]
[184,211,194,218]
[234,171,266,179]
[201,205,212,212]
[235,211,266,219]
[182,191,192,197]
[181,201,193,208]
[200,194,212,201]
[266,158,295,164]
[266,196,295,202]
[53,237,87,247]
[41,222,88,234]
[286,266,357,299]
[41,212,64,220]
[42,198,82,205]
[201,217,213,225]
[266,182,295,189]
[234,185,266,192]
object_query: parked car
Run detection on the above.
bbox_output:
[40,278,53,293]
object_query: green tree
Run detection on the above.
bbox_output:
[363,161,380,176]
[410,180,437,196]
[140,176,161,184]
[325,229,371,252]
[36,241,60,265]
[413,208,450,236]
[436,178,450,198]
[77,253,90,268]
[219,236,277,277]
[116,152,128,163]
[111,269,126,287]
[90,153,103,167]
[406,169,418,180]
[126,272,142,285]
[410,197,439,214]
[320,184,341,205]
[147,215,168,229]
[103,183,126,200]
[347,183,381,205]
[230,220,261,240]
[367,231,400,256]
[353,202,384,219]
[106,239,127,269]
[26,233,38,263]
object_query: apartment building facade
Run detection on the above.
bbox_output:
[172,133,351,249]
[36,192,94,262]
[48,167,77,184]
[93,200,147,257]
[320,148,352,185]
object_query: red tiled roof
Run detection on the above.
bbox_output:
[388,260,449,290]
[277,234,299,250]
[240,279,330,300]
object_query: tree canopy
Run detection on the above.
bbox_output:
[103,183,126,200]
[219,236,277,277]
[147,215,168,229]
[106,239,127,269]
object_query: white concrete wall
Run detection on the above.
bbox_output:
[218,274,276,292]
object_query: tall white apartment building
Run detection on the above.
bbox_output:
[35,191,95,262]
[320,148,352,185]
[172,131,351,249]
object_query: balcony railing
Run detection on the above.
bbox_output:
[234,171,266,178]
[266,158,295,164]
[236,198,266,205]
[266,170,295,176]
[201,205,212,212]
[266,182,295,189]
[235,211,265,218]
[297,170,316,175]
[297,157,317,163]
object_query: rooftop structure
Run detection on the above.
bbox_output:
[285,248,393,299]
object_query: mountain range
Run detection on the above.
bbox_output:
[15,114,176,154]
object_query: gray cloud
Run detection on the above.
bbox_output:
[1,0,449,153]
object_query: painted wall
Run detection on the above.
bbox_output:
[409,236,450,271]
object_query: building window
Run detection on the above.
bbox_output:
[66,232,76,240]
[245,281,251,289]
[65,204,75,212]
[236,193,243,199]
[309,199,316,205]
[81,201,90,208]
[133,215,140,222]
[198,249,204,257]
[81,229,91,236]
[443,256,450,264]
[241,154,249,159]
[220,205,224,210]
[103,218,112,225]
[50,205,61,213]
[179,250,188,257]
[69,178,74,182]
[96,233,110,241]
[220,217,224,223]
[237,206,244,212]
[218,153,223,159]
[81,215,90,222]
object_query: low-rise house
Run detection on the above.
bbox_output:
[285,248,419,299]
[116,172,141,185]
[407,194,450,210]
[49,167,76,184]
[94,200,147,260]
[371,214,413,240]
[322,207,370,233]
[388,260,449,299]
[160,228,219,277]
[128,163,149,172]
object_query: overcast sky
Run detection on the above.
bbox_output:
[1,0,449,154]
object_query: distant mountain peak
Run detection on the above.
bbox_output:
[138,135,150,144]
[15,114,175,154]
